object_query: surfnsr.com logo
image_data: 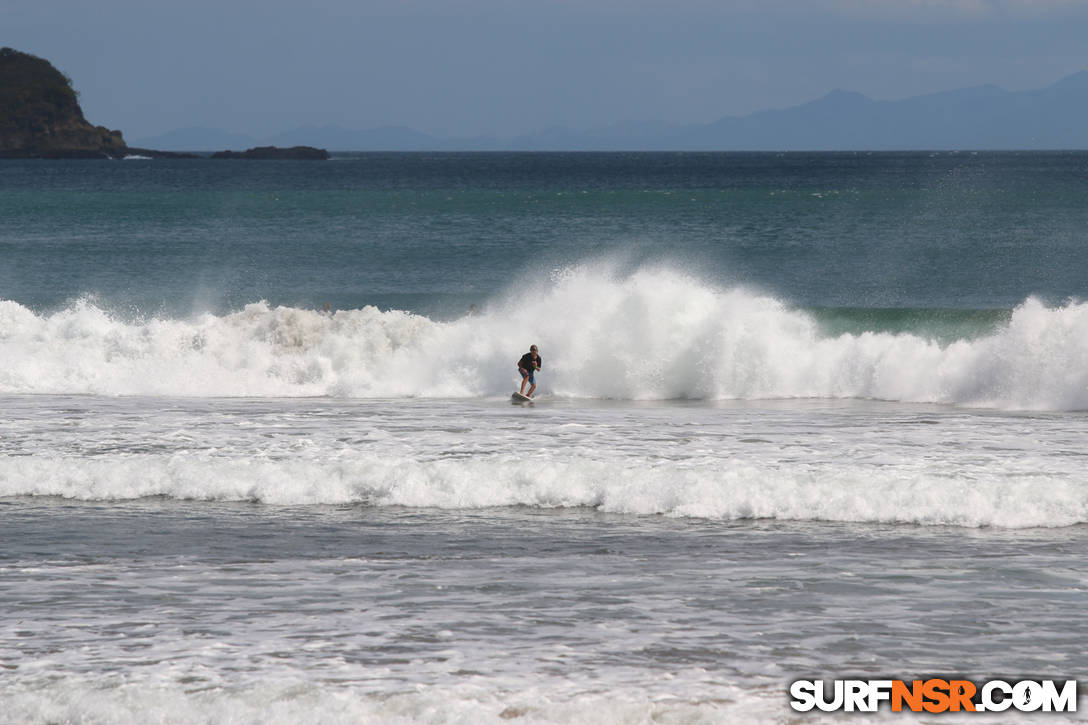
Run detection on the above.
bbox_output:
[789,679,1078,713]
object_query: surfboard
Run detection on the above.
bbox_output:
[511,392,532,403]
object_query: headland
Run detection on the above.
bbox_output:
[0,48,326,160]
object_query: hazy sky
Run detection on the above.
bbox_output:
[6,0,1088,140]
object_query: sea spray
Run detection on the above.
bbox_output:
[2,267,1088,409]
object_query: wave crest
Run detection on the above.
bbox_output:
[2,267,1087,409]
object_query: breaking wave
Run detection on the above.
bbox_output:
[2,265,1087,410]
[3,452,1085,528]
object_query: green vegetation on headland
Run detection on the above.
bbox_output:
[0,47,129,158]
[0,48,326,160]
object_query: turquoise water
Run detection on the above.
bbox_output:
[2,152,1087,319]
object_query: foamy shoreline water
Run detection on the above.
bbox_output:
[2,394,1085,529]
[3,501,1086,725]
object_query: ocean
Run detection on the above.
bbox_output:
[1,151,1086,723]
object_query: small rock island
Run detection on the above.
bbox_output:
[0,47,328,160]
[211,146,330,160]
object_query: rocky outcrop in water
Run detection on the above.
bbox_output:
[210,145,330,160]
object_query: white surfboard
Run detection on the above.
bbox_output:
[511,392,532,402]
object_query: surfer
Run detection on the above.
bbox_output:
[518,345,542,398]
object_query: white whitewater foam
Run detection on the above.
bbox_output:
[2,266,1088,409]
[2,451,1085,528]
[0,676,777,725]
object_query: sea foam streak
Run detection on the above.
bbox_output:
[2,265,1088,409]
[3,453,1085,528]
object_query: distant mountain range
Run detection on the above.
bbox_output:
[133,71,1088,152]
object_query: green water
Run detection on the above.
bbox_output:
[2,152,1086,327]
